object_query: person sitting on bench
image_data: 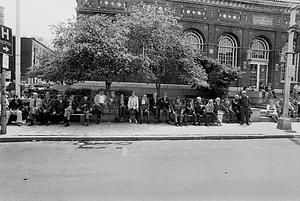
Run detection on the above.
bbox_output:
[27,92,42,126]
[139,94,150,124]
[79,95,92,126]
[6,94,23,126]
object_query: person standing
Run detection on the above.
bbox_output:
[119,93,127,122]
[239,91,250,125]
[94,89,107,124]
[139,94,150,124]
[127,91,139,123]
[231,95,241,123]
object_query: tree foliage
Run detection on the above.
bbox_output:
[194,53,243,98]
[116,4,207,95]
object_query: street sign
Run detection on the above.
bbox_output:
[0,25,13,56]
[2,54,8,69]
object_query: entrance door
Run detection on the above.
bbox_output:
[249,63,268,89]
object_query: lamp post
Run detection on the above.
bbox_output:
[15,0,21,97]
[277,4,300,130]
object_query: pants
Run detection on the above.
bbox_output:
[27,108,41,122]
[50,113,64,123]
[216,111,224,124]
[173,112,184,124]
[111,105,119,120]
[64,106,74,121]
[184,111,197,124]
[240,107,249,124]
[119,105,127,120]
[128,108,138,120]
[40,111,52,124]
[205,112,216,125]
[6,110,22,124]
[151,107,159,121]
[94,104,105,122]
[224,110,234,122]
[196,113,205,124]
[159,108,170,122]
[140,108,150,123]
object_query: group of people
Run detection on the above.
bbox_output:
[4,89,253,127]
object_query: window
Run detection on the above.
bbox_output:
[217,34,238,67]
[184,31,204,51]
[280,43,299,82]
[250,38,269,60]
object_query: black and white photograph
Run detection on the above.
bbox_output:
[0,0,300,200]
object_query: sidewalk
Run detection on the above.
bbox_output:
[0,122,299,142]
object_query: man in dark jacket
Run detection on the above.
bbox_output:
[159,92,170,124]
[149,92,159,124]
[6,95,23,126]
[239,91,250,125]
[52,94,68,124]
[41,91,54,126]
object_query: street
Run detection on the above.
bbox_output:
[0,139,300,201]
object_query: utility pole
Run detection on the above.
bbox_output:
[15,0,21,97]
[277,4,300,130]
[0,5,6,134]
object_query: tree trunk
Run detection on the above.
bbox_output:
[155,81,161,97]
[105,80,112,96]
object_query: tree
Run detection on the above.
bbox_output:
[193,53,243,98]
[28,15,133,93]
[116,4,207,96]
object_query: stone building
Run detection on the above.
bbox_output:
[76,0,300,91]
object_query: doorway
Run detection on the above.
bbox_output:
[249,62,268,89]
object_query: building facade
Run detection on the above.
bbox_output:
[76,0,300,90]
[6,37,51,84]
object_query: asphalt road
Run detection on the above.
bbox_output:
[0,139,300,201]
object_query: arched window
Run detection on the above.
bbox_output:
[280,43,299,82]
[184,31,204,50]
[250,38,269,60]
[217,34,238,67]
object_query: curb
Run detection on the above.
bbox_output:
[0,134,299,143]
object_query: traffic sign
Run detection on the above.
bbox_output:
[0,25,12,56]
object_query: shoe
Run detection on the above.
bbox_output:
[129,119,132,123]
[167,120,170,124]
[154,120,158,124]
[65,121,70,127]
[84,122,88,126]
[175,123,179,127]
[17,122,22,126]
[240,123,244,125]
[45,122,49,126]
[246,123,250,126]
[179,123,183,127]
[134,119,138,124]
[140,121,143,124]
[27,121,33,126]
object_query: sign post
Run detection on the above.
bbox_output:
[0,8,12,135]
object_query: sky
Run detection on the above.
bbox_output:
[0,0,77,45]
